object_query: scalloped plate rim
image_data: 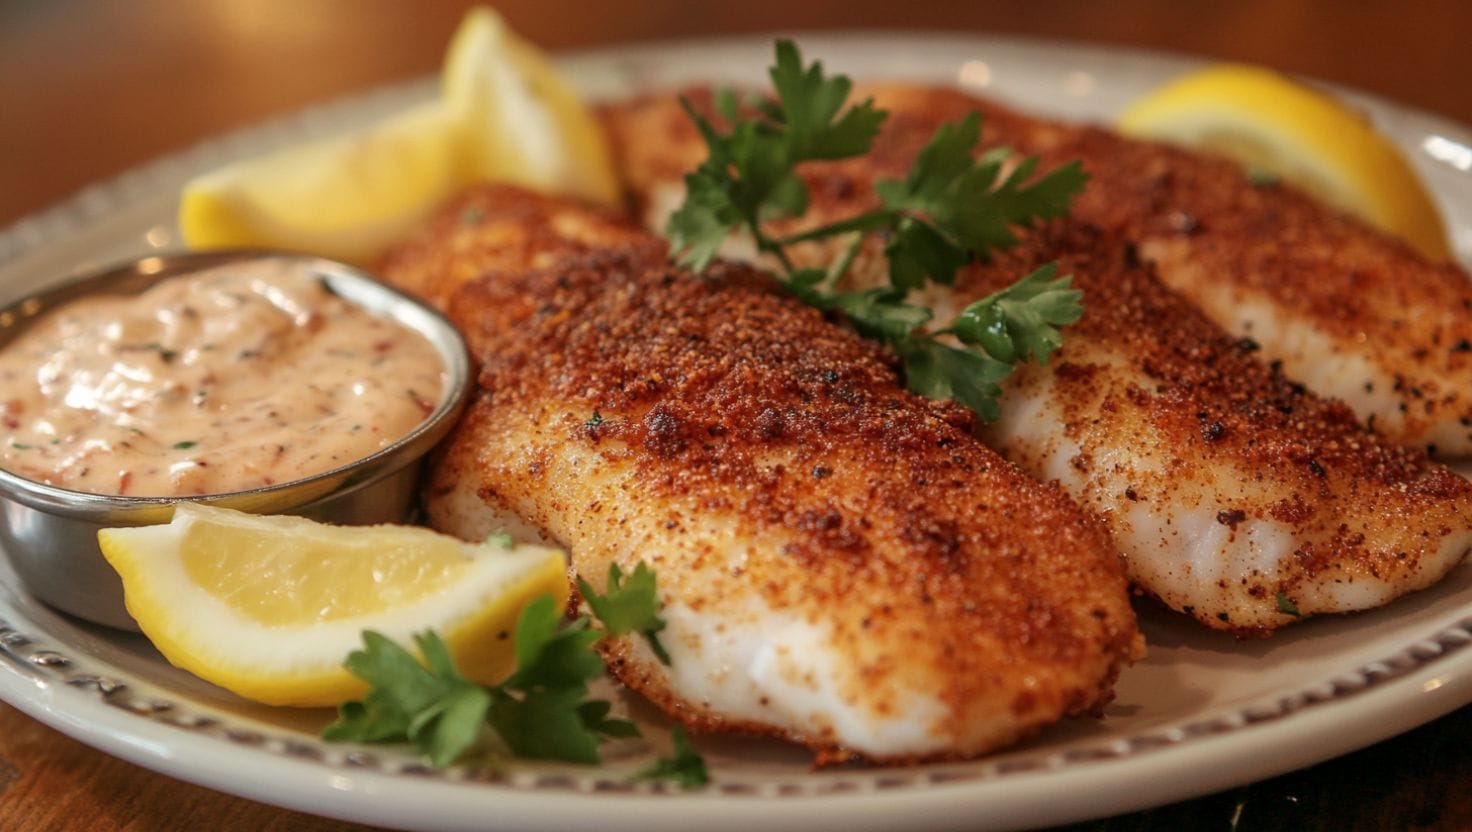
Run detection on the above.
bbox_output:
[0,30,1470,832]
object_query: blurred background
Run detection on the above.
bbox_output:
[2,0,1470,227]
[1,2,1471,830]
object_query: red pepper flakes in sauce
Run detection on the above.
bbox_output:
[0,258,445,496]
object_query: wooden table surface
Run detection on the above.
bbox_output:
[2,1,1471,829]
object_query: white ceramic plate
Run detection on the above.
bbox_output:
[1,32,1471,832]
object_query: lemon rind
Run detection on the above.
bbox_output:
[98,506,568,708]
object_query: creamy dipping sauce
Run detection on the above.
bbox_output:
[0,258,446,496]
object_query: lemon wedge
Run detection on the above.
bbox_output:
[98,503,567,707]
[179,101,468,265]
[1117,63,1449,260]
[441,7,619,204]
[179,6,617,264]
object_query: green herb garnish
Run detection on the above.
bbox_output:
[323,630,496,766]
[1247,167,1281,188]
[460,205,486,226]
[1275,591,1301,617]
[577,562,670,665]
[325,564,705,783]
[486,597,633,763]
[326,597,634,765]
[634,725,710,789]
[172,440,198,450]
[667,40,1087,421]
[484,530,515,549]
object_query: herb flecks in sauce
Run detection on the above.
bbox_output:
[0,259,446,496]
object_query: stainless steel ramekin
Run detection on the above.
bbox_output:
[0,251,472,630]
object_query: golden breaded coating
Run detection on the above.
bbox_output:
[958,224,1472,632]
[379,184,1143,762]
[601,88,1472,633]
[377,186,657,310]
[601,84,1472,458]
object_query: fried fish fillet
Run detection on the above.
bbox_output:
[601,89,1472,632]
[602,84,1472,458]
[378,184,1143,762]
[939,222,1472,632]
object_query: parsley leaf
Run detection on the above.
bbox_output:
[577,562,671,665]
[876,114,985,213]
[667,40,1087,422]
[323,631,491,767]
[766,40,886,161]
[634,725,710,789]
[487,684,602,763]
[578,699,641,739]
[325,597,621,766]
[820,287,932,343]
[883,217,969,291]
[668,163,747,273]
[873,114,1087,277]
[504,596,605,690]
[667,39,885,275]
[325,565,704,779]
[1275,591,1302,617]
[489,598,640,761]
[897,339,1012,423]
[949,263,1084,365]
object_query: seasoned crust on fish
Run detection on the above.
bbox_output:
[866,84,1472,458]
[377,187,654,311]
[601,85,1472,458]
[600,89,1472,632]
[380,184,1143,762]
[961,224,1472,632]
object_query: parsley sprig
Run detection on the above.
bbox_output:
[578,561,671,665]
[667,40,1088,420]
[324,564,707,788]
[632,725,709,789]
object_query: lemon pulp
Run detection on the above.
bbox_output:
[442,6,620,204]
[180,515,470,624]
[178,7,618,264]
[99,504,568,707]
